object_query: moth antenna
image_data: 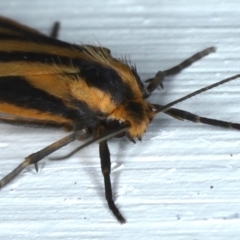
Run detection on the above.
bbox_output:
[165,107,240,131]
[0,130,85,189]
[156,74,240,113]
[50,124,130,160]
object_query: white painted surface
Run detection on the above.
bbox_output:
[0,0,240,239]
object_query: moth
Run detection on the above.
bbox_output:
[0,16,240,223]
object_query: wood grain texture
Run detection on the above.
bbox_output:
[0,0,240,239]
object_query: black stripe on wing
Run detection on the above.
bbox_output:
[0,51,134,104]
[0,76,79,119]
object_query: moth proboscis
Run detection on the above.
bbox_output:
[0,16,240,223]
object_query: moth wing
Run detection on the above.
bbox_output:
[0,112,70,129]
[0,16,110,129]
[0,16,111,55]
[0,16,48,38]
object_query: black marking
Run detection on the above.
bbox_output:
[78,63,134,104]
[0,51,135,104]
[0,76,80,119]
[0,51,74,65]
[0,76,119,130]
[125,101,145,123]
[70,98,107,129]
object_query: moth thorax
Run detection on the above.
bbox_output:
[109,99,154,138]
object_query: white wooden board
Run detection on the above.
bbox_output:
[0,1,240,239]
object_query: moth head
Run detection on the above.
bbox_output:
[109,98,155,139]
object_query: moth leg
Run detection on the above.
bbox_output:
[98,126,126,223]
[0,130,83,189]
[163,47,216,76]
[143,71,165,98]
[165,107,240,130]
[49,21,60,39]
[144,47,216,97]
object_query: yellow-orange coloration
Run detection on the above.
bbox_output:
[0,62,78,77]
[110,100,155,138]
[0,102,72,124]
[0,16,155,139]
